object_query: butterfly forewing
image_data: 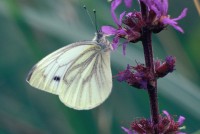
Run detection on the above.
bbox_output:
[27,42,92,94]
[27,40,112,110]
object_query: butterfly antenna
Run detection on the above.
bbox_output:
[83,5,96,32]
[93,9,99,33]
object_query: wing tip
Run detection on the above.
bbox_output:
[26,65,36,82]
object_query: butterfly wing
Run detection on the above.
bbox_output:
[27,41,112,110]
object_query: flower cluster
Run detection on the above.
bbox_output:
[117,56,176,89]
[102,0,144,55]
[155,56,176,78]
[101,0,187,54]
[117,64,149,89]
[140,0,188,33]
[103,0,187,133]
[122,110,186,134]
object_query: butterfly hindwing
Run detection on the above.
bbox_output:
[59,46,112,109]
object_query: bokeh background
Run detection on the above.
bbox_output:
[0,0,200,133]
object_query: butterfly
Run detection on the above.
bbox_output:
[26,32,113,110]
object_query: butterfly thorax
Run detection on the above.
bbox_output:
[92,32,112,51]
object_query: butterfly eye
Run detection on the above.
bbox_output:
[53,76,60,81]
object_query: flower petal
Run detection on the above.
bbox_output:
[141,0,161,17]
[118,29,127,35]
[151,5,162,18]
[112,0,122,10]
[151,5,161,17]
[119,11,126,25]
[124,0,132,8]
[101,26,117,35]
[121,127,134,134]
[162,17,184,33]
[122,41,128,55]
[177,116,185,126]
[171,24,184,33]
[112,36,120,50]
[162,0,168,15]
[172,8,188,21]
[162,18,177,25]
[111,0,122,25]
[163,110,171,119]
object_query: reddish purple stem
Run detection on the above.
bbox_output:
[140,2,159,134]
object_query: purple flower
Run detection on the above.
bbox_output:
[116,64,149,89]
[101,11,127,53]
[112,0,132,10]
[102,10,143,55]
[140,0,188,33]
[102,0,187,55]
[102,0,135,55]
[165,56,176,72]
[123,11,144,42]
[117,64,132,82]
[162,8,187,33]
[122,110,186,134]
[161,110,186,133]
[155,56,176,78]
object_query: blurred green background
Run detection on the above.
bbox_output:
[0,0,200,133]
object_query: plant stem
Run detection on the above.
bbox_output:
[142,27,159,134]
[140,2,159,133]
[140,1,147,21]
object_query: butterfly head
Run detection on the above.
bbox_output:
[93,32,113,51]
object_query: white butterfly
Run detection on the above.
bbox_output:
[26,32,113,110]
